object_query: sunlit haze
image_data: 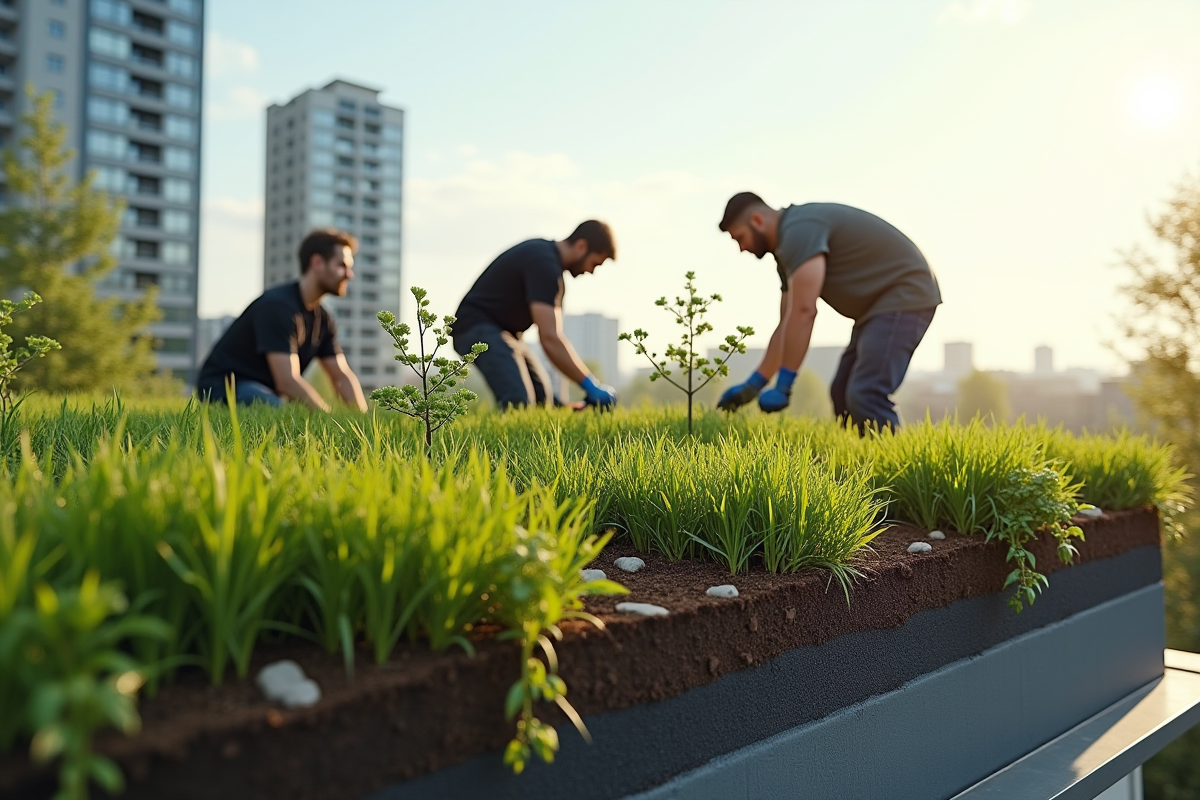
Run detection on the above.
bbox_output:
[198,0,1200,377]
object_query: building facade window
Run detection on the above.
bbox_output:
[165,84,194,109]
[88,96,128,126]
[46,55,66,74]
[163,177,191,203]
[89,27,130,59]
[165,52,197,79]
[89,62,127,92]
[48,20,67,38]
[162,241,190,264]
[165,115,196,141]
[166,20,198,47]
[87,128,127,160]
[164,146,194,172]
[162,209,190,234]
[91,0,131,26]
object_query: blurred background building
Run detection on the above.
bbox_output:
[0,0,206,382]
[261,79,403,393]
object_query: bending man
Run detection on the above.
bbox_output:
[716,193,941,433]
[451,221,618,409]
[197,229,368,412]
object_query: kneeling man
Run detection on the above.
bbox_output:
[716,193,941,433]
[197,229,368,412]
[451,221,618,409]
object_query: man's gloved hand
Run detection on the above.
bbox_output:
[581,375,617,409]
[758,368,797,413]
[717,371,768,412]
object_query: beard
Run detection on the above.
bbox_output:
[748,229,770,259]
[564,254,589,277]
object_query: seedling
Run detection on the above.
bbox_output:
[0,292,60,457]
[619,272,753,435]
[371,287,487,455]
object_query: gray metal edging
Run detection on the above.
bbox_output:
[953,654,1200,800]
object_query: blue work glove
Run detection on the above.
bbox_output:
[758,368,797,413]
[581,375,617,408]
[717,371,768,412]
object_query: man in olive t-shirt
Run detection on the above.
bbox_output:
[715,192,941,433]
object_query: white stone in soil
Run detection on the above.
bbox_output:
[616,602,669,617]
[706,585,739,599]
[927,530,946,540]
[277,679,321,709]
[907,542,933,554]
[614,556,646,573]
[257,660,321,708]
[1079,506,1104,518]
[581,569,607,582]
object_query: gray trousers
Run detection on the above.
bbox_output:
[453,322,555,409]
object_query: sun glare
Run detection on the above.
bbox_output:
[1129,75,1185,130]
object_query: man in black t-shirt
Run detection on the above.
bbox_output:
[197,229,368,412]
[452,220,618,409]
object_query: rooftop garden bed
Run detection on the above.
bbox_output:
[0,400,1190,799]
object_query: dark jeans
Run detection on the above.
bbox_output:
[454,322,554,409]
[196,377,284,408]
[830,307,936,434]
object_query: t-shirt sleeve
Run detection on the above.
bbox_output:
[775,221,830,291]
[525,254,564,308]
[253,300,300,355]
[317,311,342,358]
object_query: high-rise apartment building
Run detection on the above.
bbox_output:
[0,0,205,382]
[262,80,403,393]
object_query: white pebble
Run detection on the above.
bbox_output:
[616,602,669,617]
[256,660,321,708]
[277,679,321,709]
[581,569,607,582]
[927,530,945,540]
[706,585,739,599]
[1078,506,1104,518]
[614,556,646,573]
[907,542,933,554]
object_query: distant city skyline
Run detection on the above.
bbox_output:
[197,1,1200,377]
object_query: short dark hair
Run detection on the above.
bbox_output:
[718,192,767,232]
[298,229,358,274]
[566,220,616,260]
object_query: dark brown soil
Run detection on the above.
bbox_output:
[0,508,1159,800]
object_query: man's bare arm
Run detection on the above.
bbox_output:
[319,354,368,412]
[756,293,790,380]
[266,351,332,412]
[530,301,590,385]
[778,255,825,372]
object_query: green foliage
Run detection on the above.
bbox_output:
[1044,428,1192,528]
[619,271,753,434]
[497,504,625,774]
[0,293,61,415]
[956,370,1011,424]
[0,87,160,395]
[371,287,487,454]
[0,570,169,800]
[871,419,1084,611]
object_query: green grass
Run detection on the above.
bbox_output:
[0,397,1191,797]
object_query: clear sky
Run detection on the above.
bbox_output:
[198,0,1200,376]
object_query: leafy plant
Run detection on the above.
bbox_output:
[372,286,487,455]
[0,292,60,458]
[990,466,1084,612]
[619,271,753,434]
[0,571,168,800]
[495,496,626,774]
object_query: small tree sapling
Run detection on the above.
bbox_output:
[619,272,753,435]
